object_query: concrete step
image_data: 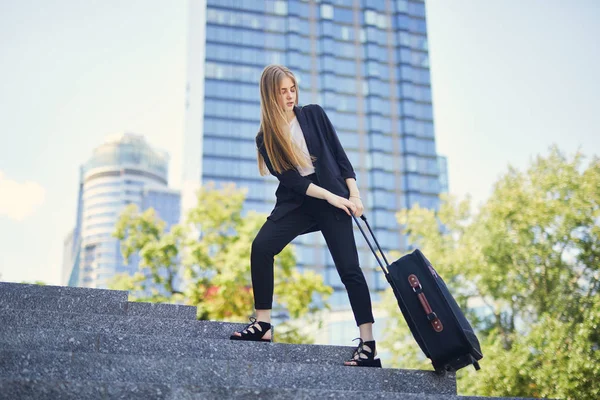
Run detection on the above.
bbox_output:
[0,282,128,302]
[0,378,535,400]
[0,292,128,316]
[0,327,357,366]
[127,301,197,319]
[0,291,197,319]
[0,349,456,395]
[1,309,250,339]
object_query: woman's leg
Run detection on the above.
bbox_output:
[251,209,317,311]
[318,206,375,328]
[232,207,317,339]
[359,323,374,341]
[316,206,381,366]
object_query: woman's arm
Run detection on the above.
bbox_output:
[257,134,357,216]
[316,105,362,202]
[345,178,360,197]
[317,105,356,180]
[346,177,364,217]
[305,182,333,200]
[307,182,357,216]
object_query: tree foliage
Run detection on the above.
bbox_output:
[111,182,333,344]
[381,146,600,399]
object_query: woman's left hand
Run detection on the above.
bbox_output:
[349,196,364,217]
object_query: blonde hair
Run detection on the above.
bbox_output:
[256,65,315,176]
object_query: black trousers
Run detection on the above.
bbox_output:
[251,173,375,326]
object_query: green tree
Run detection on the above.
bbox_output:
[111,181,333,344]
[381,146,600,399]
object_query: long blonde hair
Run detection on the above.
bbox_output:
[256,65,315,176]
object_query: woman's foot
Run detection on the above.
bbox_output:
[229,316,272,342]
[344,338,382,368]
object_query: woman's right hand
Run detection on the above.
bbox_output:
[325,193,357,216]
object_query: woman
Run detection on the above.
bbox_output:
[229,64,381,368]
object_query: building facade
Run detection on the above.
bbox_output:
[438,155,448,194]
[62,133,181,289]
[184,0,442,344]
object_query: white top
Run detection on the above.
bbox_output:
[289,116,315,176]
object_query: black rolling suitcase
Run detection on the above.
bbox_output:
[353,214,483,374]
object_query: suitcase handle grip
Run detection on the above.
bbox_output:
[351,214,391,275]
[409,274,444,332]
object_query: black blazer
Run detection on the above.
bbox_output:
[256,104,356,234]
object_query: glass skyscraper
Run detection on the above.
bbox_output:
[63,133,181,289]
[184,0,443,344]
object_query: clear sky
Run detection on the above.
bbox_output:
[1,0,598,285]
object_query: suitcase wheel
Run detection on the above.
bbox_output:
[434,363,453,375]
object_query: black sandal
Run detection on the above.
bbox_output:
[344,338,382,368]
[229,316,272,342]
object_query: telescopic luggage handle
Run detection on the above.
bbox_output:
[351,214,391,276]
